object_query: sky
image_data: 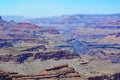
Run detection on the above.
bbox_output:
[0,0,120,18]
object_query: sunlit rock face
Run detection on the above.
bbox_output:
[0,64,81,80]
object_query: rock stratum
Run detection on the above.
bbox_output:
[0,50,79,63]
[1,64,120,80]
[0,64,81,80]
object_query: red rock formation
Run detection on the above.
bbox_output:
[38,64,81,80]
[0,64,81,80]
[1,64,120,80]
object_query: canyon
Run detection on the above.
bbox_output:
[1,14,120,80]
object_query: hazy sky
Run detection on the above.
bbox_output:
[0,0,120,18]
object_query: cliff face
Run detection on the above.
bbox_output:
[37,64,81,80]
[0,50,80,63]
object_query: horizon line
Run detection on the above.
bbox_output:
[1,13,120,18]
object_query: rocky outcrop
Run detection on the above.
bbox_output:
[0,64,81,80]
[0,50,80,63]
[37,64,81,80]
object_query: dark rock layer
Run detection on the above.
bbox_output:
[0,50,80,63]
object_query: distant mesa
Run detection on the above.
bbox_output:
[2,16,26,22]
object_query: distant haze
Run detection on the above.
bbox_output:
[0,0,120,18]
